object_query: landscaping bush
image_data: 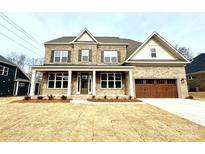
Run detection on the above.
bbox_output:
[104,95,107,99]
[185,96,194,99]
[37,96,43,100]
[48,94,54,100]
[61,95,67,100]
[92,95,95,99]
[24,96,31,100]
[129,96,132,100]
[116,96,119,100]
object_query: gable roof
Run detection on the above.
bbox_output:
[125,32,190,63]
[0,55,30,80]
[185,53,205,74]
[0,55,16,66]
[72,28,98,43]
[45,36,142,58]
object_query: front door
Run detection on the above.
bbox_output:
[80,73,89,94]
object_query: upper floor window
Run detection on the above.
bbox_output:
[0,65,9,76]
[151,48,157,58]
[104,51,118,63]
[81,49,89,62]
[54,50,68,63]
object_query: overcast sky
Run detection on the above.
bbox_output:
[0,12,204,58]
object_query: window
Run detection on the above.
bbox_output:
[81,49,89,62]
[151,48,157,58]
[54,51,68,63]
[104,51,118,63]
[0,65,9,76]
[188,76,193,80]
[48,73,68,88]
[100,73,122,88]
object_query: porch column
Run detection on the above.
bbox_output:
[15,81,19,96]
[92,70,96,95]
[29,70,36,96]
[129,70,134,97]
[67,70,72,97]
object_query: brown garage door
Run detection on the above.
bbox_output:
[135,79,178,98]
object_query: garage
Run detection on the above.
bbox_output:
[135,79,178,98]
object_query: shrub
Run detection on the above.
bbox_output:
[92,95,95,99]
[185,96,194,99]
[37,96,43,100]
[129,96,132,100]
[116,96,119,99]
[104,95,107,99]
[24,96,31,100]
[61,95,67,100]
[48,94,54,100]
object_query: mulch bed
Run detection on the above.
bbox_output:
[11,99,71,103]
[87,98,141,102]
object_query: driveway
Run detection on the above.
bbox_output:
[140,98,205,126]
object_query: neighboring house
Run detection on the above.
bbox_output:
[185,53,205,91]
[30,28,189,98]
[0,55,30,96]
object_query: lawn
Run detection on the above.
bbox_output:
[0,98,205,141]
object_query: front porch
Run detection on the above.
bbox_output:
[29,65,135,99]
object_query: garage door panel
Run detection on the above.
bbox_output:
[135,79,178,98]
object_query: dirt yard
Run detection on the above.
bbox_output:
[0,98,205,141]
[189,92,205,102]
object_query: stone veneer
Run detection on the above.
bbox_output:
[132,66,189,98]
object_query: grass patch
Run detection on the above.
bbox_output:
[11,99,71,103]
[87,98,141,102]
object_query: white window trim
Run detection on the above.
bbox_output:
[150,48,157,58]
[53,50,68,63]
[100,73,122,89]
[0,65,9,76]
[103,51,118,63]
[47,73,68,89]
[81,49,89,62]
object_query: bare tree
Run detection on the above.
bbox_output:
[175,44,193,60]
[26,57,43,79]
[7,52,27,69]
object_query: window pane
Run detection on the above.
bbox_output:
[55,57,60,62]
[101,81,107,88]
[108,81,114,88]
[101,74,107,80]
[62,51,68,57]
[151,48,156,57]
[104,57,110,63]
[48,81,54,88]
[0,70,3,75]
[115,74,121,80]
[63,81,68,88]
[49,74,55,80]
[56,73,62,80]
[3,71,7,75]
[0,66,3,71]
[56,81,62,88]
[62,57,67,62]
[115,81,121,88]
[82,50,89,56]
[108,74,114,80]
[111,57,117,63]
[63,74,68,80]
[82,56,88,62]
[54,51,61,56]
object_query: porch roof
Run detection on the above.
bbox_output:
[32,65,134,71]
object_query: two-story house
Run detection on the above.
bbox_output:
[30,28,189,99]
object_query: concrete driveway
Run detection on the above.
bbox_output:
[140,98,205,127]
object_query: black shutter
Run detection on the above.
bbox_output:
[89,50,92,62]
[67,51,71,62]
[101,51,104,63]
[78,50,82,62]
[50,50,54,63]
[118,51,121,63]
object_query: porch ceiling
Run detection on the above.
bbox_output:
[32,65,134,71]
